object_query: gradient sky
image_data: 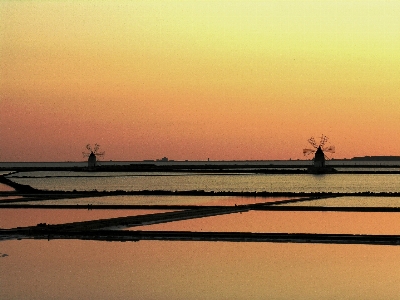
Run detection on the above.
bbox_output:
[1,1,399,161]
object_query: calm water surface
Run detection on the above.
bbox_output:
[2,239,400,300]
[2,171,400,299]
[8,195,292,206]
[133,210,400,235]
[7,171,400,193]
[0,209,169,229]
[283,196,400,207]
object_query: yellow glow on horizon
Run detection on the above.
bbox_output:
[1,1,400,161]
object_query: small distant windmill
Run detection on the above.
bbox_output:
[83,144,105,169]
[303,135,335,169]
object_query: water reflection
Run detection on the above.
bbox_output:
[281,196,400,207]
[0,195,22,201]
[7,195,293,206]
[133,210,400,235]
[2,239,400,299]
[9,173,400,193]
[0,183,14,192]
[0,209,168,229]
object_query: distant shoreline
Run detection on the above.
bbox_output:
[1,162,400,174]
[1,157,400,170]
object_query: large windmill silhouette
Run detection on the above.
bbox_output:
[82,144,105,169]
[303,135,335,172]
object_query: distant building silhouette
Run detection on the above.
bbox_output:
[82,144,104,170]
[88,152,96,168]
[156,157,169,162]
[303,135,335,174]
[351,156,400,161]
[313,146,325,168]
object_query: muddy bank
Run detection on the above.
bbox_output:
[0,174,37,193]
[2,229,400,245]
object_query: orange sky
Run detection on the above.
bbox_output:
[1,1,400,161]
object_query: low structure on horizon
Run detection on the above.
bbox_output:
[303,135,336,174]
[351,156,400,161]
[88,152,97,168]
[82,144,105,169]
[313,146,325,168]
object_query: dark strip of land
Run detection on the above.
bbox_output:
[2,203,400,212]
[2,189,400,201]
[2,230,400,245]
[1,163,400,173]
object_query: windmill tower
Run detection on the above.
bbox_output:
[303,135,335,172]
[314,146,325,168]
[83,144,105,169]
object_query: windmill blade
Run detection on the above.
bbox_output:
[93,144,100,153]
[307,137,318,148]
[303,148,316,156]
[319,135,328,147]
[83,143,105,161]
[96,151,105,157]
[323,145,335,153]
[324,154,331,160]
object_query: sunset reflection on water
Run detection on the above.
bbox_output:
[0,183,14,192]
[282,196,400,207]
[2,171,400,299]
[4,195,294,206]
[0,209,169,229]
[2,239,400,299]
[132,210,400,235]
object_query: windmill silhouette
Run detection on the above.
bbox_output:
[82,144,105,169]
[303,135,335,169]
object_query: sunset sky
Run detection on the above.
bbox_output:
[1,1,399,162]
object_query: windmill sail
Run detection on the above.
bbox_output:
[303,135,335,159]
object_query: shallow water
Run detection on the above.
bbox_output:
[0,195,22,201]
[282,196,400,207]
[2,239,400,300]
[2,171,400,299]
[132,210,400,235]
[0,183,14,192]
[0,209,169,229]
[9,195,292,206]
[8,172,400,193]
